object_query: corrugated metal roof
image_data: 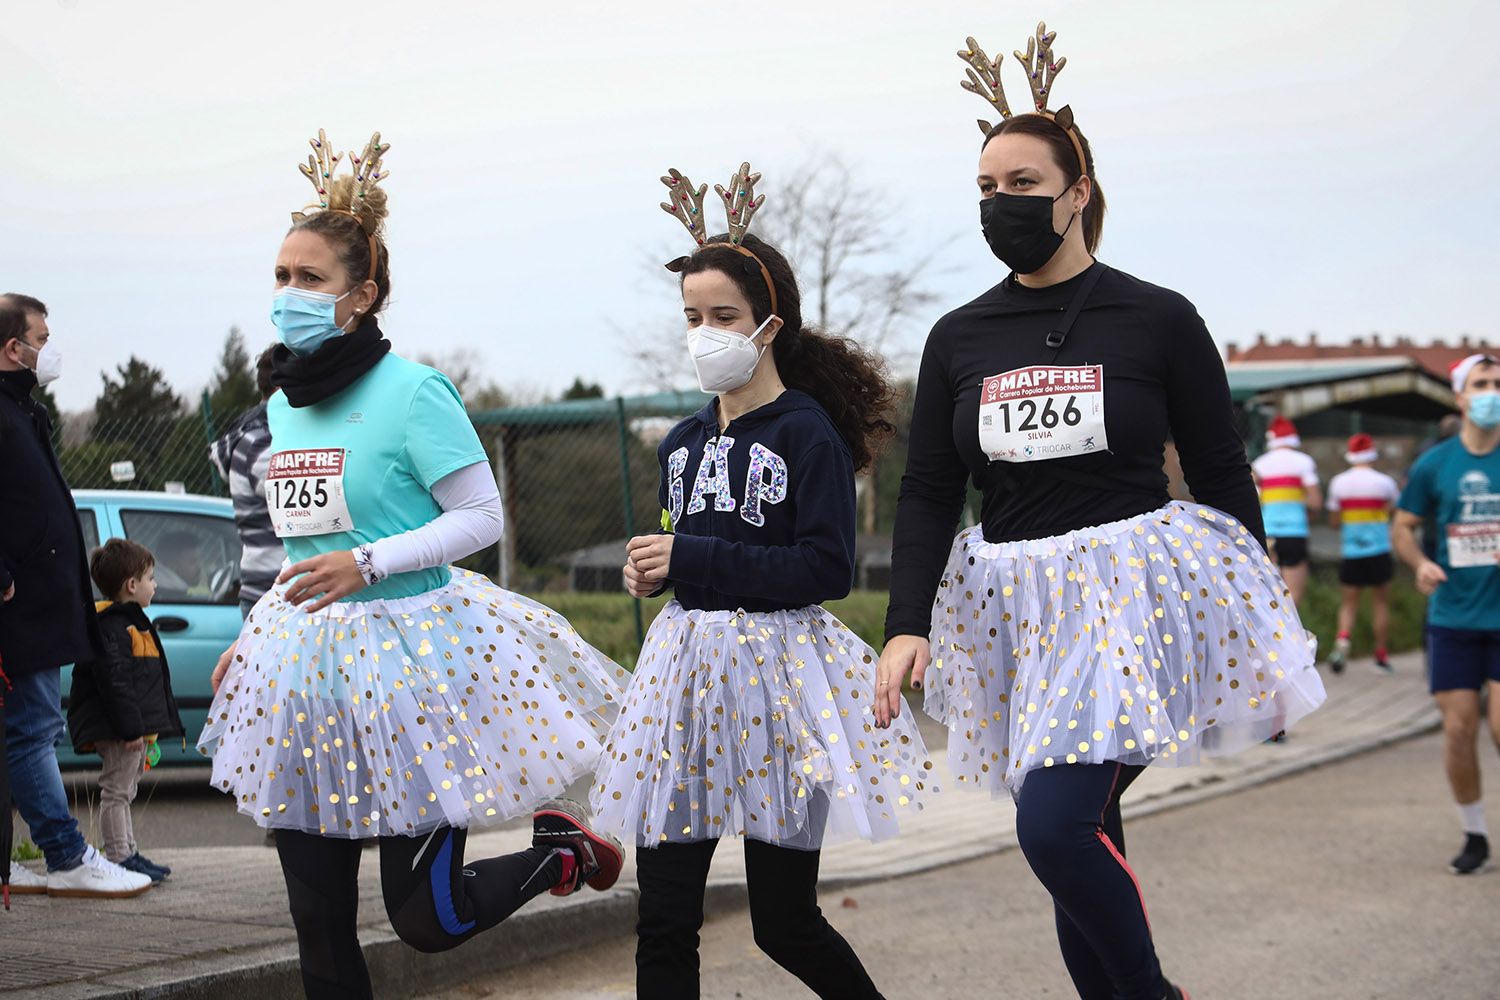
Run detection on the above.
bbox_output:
[1225,358,1420,401]
[469,390,712,427]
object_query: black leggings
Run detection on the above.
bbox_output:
[274,827,563,999]
[635,836,883,1000]
[1015,761,1165,1000]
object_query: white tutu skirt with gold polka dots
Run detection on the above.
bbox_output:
[589,601,936,849]
[927,501,1326,799]
[197,568,629,838]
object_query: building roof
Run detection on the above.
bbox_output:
[1227,357,1454,421]
[1223,358,1418,402]
[1225,335,1496,383]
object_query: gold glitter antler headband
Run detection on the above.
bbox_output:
[959,23,1087,175]
[293,129,342,218]
[289,128,390,282]
[715,162,766,247]
[660,161,778,315]
[349,132,389,212]
[660,168,710,246]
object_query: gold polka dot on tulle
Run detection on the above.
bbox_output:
[198,569,627,837]
[926,502,1325,797]
[591,602,936,848]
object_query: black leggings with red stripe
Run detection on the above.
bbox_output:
[1015,762,1166,1000]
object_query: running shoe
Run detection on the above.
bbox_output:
[1451,833,1490,875]
[119,853,168,882]
[1327,641,1348,674]
[135,853,170,876]
[1372,655,1394,675]
[532,799,624,896]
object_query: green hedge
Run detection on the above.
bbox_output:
[541,592,892,670]
[547,574,1424,670]
[1296,564,1427,660]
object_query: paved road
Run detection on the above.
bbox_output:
[420,730,1500,1000]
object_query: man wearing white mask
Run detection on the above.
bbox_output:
[0,294,152,898]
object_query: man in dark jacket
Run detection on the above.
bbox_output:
[0,295,151,898]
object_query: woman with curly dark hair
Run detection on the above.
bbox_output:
[591,164,934,998]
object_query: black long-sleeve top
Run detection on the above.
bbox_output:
[884,264,1263,641]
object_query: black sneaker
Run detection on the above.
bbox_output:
[134,853,171,877]
[532,799,624,896]
[1451,834,1490,875]
[1373,656,1394,675]
[118,853,167,883]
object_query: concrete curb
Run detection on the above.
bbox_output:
[23,698,1441,999]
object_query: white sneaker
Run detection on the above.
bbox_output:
[46,845,152,898]
[7,861,49,895]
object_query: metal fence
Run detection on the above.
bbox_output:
[55,387,718,590]
[464,391,711,593]
[57,390,229,497]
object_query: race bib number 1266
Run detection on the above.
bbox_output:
[265,448,356,538]
[978,364,1108,463]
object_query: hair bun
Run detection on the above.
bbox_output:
[323,174,388,236]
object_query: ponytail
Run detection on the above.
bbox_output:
[776,329,895,473]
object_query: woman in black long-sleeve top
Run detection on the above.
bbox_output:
[874,25,1326,1000]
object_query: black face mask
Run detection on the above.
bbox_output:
[980,189,1076,275]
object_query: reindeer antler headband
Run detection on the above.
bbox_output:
[290,128,390,283]
[958,23,1088,176]
[659,161,778,315]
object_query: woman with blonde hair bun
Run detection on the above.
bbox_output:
[198,130,629,999]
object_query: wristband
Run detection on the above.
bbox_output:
[352,543,384,586]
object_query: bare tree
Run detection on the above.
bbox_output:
[620,154,954,537]
[626,153,947,390]
[416,347,511,410]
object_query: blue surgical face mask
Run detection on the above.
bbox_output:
[1469,391,1500,430]
[271,286,354,356]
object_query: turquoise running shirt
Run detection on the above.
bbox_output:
[265,353,488,600]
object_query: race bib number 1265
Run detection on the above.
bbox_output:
[266,448,356,538]
[978,364,1108,462]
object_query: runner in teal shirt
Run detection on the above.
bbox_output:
[1398,436,1500,631]
[1392,351,1500,877]
[197,130,626,996]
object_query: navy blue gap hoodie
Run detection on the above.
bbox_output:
[660,390,856,612]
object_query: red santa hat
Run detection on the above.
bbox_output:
[1266,416,1300,450]
[1345,433,1378,465]
[1450,352,1500,393]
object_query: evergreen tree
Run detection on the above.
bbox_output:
[562,377,605,400]
[93,357,182,441]
[90,358,184,488]
[207,326,260,433]
[35,383,63,449]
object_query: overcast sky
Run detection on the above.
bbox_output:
[3,0,1496,411]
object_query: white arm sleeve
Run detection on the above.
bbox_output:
[367,461,504,579]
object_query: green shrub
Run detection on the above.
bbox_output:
[543,592,891,669]
[1297,564,1427,660]
[10,839,42,863]
[546,576,1426,671]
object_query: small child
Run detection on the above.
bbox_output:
[67,538,184,882]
